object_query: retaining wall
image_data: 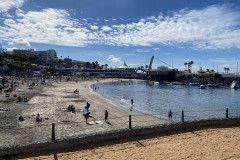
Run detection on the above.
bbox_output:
[1,117,240,158]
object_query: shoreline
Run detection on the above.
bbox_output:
[1,78,240,159]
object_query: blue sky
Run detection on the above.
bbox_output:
[1,0,240,72]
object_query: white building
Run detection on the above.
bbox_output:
[118,61,130,69]
[13,49,57,63]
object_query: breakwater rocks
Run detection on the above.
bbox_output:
[178,75,240,86]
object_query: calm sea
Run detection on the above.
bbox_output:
[94,81,240,122]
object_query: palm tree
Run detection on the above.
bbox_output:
[184,62,188,71]
[95,61,99,67]
[188,61,194,72]
[210,69,215,73]
[224,67,230,73]
[85,62,91,68]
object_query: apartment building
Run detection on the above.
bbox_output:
[12,49,58,63]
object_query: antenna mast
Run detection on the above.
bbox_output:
[237,62,239,73]
[146,56,154,79]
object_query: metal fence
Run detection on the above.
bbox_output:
[1,108,240,148]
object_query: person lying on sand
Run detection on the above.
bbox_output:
[0,108,10,111]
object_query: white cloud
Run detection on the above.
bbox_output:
[153,48,159,51]
[1,4,240,50]
[102,26,112,32]
[9,38,30,47]
[6,47,18,51]
[91,26,98,30]
[97,5,240,49]
[1,8,90,47]
[0,0,25,12]
[136,49,150,52]
[107,55,121,63]
[3,12,13,17]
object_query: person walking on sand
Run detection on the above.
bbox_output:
[84,112,90,123]
[86,102,90,112]
[168,110,173,121]
[130,98,134,111]
[105,110,109,122]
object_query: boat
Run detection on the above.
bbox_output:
[207,84,220,88]
[189,83,200,86]
[199,85,206,89]
[230,80,239,89]
[171,82,181,85]
[154,82,159,84]
[148,81,154,85]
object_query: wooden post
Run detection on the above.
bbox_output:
[226,108,229,118]
[129,115,132,130]
[182,110,184,122]
[52,123,55,141]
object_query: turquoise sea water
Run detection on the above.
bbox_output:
[95,81,240,122]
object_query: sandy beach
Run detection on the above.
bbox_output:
[2,78,240,160]
[17,127,240,160]
[0,78,166,149]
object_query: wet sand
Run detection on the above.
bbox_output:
[0,78,166,149]
[18,127,240,160]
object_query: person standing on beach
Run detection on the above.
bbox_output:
[130,98,134,111]
[105,110,109,122]
[85,112,90,123]
[168,110,173,121]
[86,102,90,112]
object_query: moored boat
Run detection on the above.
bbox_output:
[230,80,239,89]
[207,84,220,88]
[171,82,181,85]
[199,85,206,89]
[189,83,200,86]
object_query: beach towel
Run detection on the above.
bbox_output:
[95,121,103,124]
[87,121,95,125]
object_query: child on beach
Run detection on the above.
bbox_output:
[36,113,42,122]
[18,116,24,121]
[168,110,173,121]
[105,110,109,122]
[130,98,134,111]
